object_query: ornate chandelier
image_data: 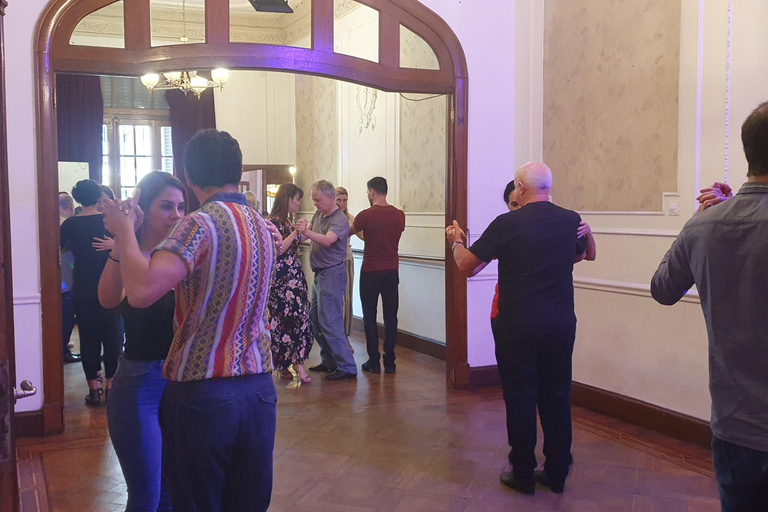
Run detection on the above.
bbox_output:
[139,0,229,99]
[140,69,230,99]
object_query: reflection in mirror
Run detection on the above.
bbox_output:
[400,25,439,71]
[334,1,379,63]
[266,183,280,213]
[100,76,174,199]
[151,0,206,47]
[229,0,311,47]
[69,1,126,49]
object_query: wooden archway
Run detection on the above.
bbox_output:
[33,0,468,434]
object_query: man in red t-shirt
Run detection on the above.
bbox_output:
[350,177,406,374]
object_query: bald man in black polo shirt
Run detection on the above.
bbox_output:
[447,162,590,495]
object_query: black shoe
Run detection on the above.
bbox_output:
[308,363,335,373]
[384,364,396,374]
[324,370,357,381]
[535,470,564,494]
[84,389,102,407]
[500,471,535,494]
[64,351,81,364]
[361,361,380,374]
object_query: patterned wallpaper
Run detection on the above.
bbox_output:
[400,94,446,212]
[292,21,445,214]
[400,25,440,71]
[398,23,445,213]
[295,74,338,210]
[543,0,681,211]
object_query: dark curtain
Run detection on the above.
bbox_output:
[56,75,104,182]
[166,88,217,211]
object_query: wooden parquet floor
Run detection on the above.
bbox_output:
[17,332,720,511]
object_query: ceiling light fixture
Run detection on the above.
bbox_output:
[139,0,230,99]
[248,0,294,14]
[140,69,230,99]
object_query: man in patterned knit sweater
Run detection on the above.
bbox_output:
[104,129,282,512]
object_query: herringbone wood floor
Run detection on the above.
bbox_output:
[17,331,719,511]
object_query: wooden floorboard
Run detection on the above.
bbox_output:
[17,333,720,511]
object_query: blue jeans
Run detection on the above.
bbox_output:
[712,436,768,512]
[310,265,357,374]
[107,358,171,512]
[160,374,277,512]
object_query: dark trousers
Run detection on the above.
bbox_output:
[62,290,76,355]
[713,436,768,512]
[73,297,121,380]
[360,270,399,366]
[160,374,277,512]
[494,320,576,486]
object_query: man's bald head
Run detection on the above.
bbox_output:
[514,162,552,206]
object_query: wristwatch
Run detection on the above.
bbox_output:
[451,241,464,252]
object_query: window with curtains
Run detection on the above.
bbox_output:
[100,76,173,198]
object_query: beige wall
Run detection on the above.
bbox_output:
[543,0,681,212]
[399,95,447,212]
[294,74,339,209]
[214,70,296,166]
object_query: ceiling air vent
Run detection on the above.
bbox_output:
[248,0,294,13]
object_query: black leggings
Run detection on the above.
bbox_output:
[73,298,121,380]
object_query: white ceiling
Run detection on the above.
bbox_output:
[151,0,307,15]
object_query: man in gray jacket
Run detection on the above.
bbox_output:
[651,101,768,512]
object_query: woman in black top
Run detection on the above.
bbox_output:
[60,179,121,406]
[98,171,186,512]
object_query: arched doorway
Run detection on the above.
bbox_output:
[34,0,468,434]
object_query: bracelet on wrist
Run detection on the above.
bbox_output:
[108,253,120,263]
[451,241,465,252]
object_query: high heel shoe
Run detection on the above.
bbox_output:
[294,364,312,384]
[278,369,293,380]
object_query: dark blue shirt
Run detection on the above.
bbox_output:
[469,201,586,326]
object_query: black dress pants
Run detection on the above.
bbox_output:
[73,297,121,380]
[360,270,399,366]
[494,319,576,486]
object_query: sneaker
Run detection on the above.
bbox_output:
[500,471,535,494]
[324,370,357,381]
[361,360,381,374]
[384,364,396,374]
[308,363,335,373]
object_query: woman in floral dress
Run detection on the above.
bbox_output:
[267,183,314,383]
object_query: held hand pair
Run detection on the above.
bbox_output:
[102,188,144,235]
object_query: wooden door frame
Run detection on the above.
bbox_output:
[30,0,469,435]
[0,0,19,508]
